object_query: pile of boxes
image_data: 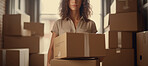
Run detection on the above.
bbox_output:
[0,14,107,66]
[103,0,142,66]
[0,14,50,66]
[51,33,106,66]
[1,0,146,66]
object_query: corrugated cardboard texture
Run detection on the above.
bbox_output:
[54,33,84,58]
[89,34,106,57]
[137,31,148,66]
[102,49,134,66]
[54,33,106,58]
[4,36,50,54]
[4,36,40,53]
[3,14,31,36]
[30,54,47,66]
[24,22,44,36]
[51,59,100,66]
[104,12,138,31]
[104,31,133,49]
[110,0,137,14]
[0,49,29,66]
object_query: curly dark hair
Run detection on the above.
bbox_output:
[59,0,92,22]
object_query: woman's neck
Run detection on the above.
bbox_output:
[70,10,80,22]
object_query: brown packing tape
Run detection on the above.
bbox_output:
[118,0,129,9]
[117,32,122,48]
[2,50,6,66]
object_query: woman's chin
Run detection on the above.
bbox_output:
[70,9,79,11]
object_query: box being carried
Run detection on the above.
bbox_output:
[54,33,106,58]
[0,49,29,66]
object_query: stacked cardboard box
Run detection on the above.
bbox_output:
[50,33,106,66]
[103,0,139,66]
[104,12,142,31]
[102,49,134,66]
[4,36,46,53]
[24,22,44,36]
[104,31,133,49]
[137,31,148,66]
[0,48,29,66]
[23,19,50,66]
[2,14,50,66]
[51,59,100,66]
[3,14,31,36]
[30,53,48,66]
[110,0,137,14]
[23,22,49,66]
[3,14,48,54]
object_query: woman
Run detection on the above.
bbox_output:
[47,0,97,65]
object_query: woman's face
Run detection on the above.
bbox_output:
[69,0,82,11]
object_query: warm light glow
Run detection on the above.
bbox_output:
[40,0,61,14]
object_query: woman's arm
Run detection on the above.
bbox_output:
[47,32,57,66]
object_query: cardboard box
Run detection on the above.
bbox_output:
[104,31,133,49]
[3,14,31,36]
[30,53,47,66]
[51,59,100,66]
[110,0,137,14]
[0,49,29,66]
[24,22,44,36]
[4,36,50,54]
[54,33,106,58]
[137,31,148,66]
[104,12,142,31]
[102,49,134,66]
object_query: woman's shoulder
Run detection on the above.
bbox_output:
[54,19,63,25]
[86,19,96,24]
[55,19,62,23]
